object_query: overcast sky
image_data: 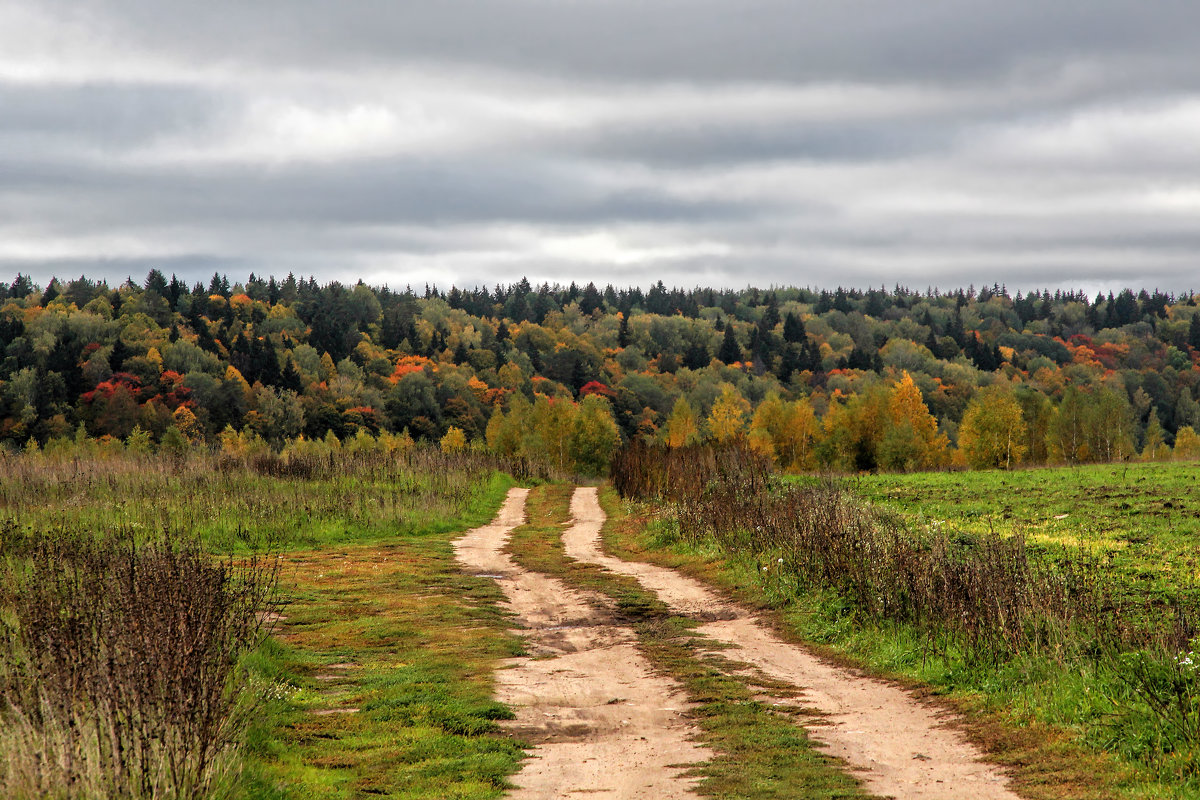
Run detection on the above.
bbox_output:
[3,2,1200,295]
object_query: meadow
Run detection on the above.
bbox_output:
[0,444,531,800]
[611,444,1200,798]
[855,462,1200,603]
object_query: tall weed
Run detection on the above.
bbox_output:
[0,524,278,800]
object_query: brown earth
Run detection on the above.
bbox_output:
[453,488,711,799]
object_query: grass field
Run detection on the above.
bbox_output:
[853,461,1200,601]
[0,448,527,800]
[610,457,1200,798]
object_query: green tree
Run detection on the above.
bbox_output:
[1046,386,1088,463]
[569,395,621,475]
[1141,407,1168,461]
[717,324,741,364]
[1086,387,1135,463]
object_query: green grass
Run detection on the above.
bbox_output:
[235,464,527,799]
[851,460,1200,602]
[508,484,876,800]
[607,478,1192,799]
[0,450,512,553]
[240,518,526,799]
[0,449,530,800]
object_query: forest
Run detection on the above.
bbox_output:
[3,270,1198,474]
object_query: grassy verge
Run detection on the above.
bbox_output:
[604,485,1184,800]
[507,484,875,800]
[239,470,527,799]
[0,449,517,553]
[1,450,530,800]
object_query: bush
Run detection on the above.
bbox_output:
[0,524,278,800]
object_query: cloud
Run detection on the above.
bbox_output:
[3,1,1200,294]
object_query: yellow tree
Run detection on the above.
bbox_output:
[485,394,530,457]
[817,396,859,472]
[879,372,948,471]
[528,395,576,471]
[440,426,467,453]
[706,383,750,443]
[748,393,786,463]
[776,400,819,471]
[1140,408,1170,461]
[664,397,701,448]
[1174,425,1200,460]
[750,393,818,470]
[171,405,202,442]
[816,386,889,472]
[958,387,1026,469]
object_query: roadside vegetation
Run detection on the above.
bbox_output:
[611,442,1200,798]
[0,443,528,799]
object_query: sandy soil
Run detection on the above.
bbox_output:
[563,487,1023,800]
[453,488,711,799]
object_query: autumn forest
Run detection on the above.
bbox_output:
[3,271,1198,474]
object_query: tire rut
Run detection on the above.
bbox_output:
[564,486,1023,800]
[453,488,711,800]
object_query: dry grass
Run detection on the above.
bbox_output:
[0,525,278,800]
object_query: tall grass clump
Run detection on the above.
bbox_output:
[0,523,279,800]
[612,440,1200,778]
[0,440,548,553]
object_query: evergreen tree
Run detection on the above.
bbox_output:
[782,312,806,344]
[717,324,741,364]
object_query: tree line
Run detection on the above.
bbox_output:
[3,271,1199,473]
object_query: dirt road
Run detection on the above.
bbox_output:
[453,488,711,799]
[562,486,1022,800]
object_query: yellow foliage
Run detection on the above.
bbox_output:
[1174,426,1200,461]
[664,397,700,448]
[882,371,948,470]
[958,387,1026,469]
[706,383,750,443]
[466,376,489,401]
[440,426,468,453]
[750,392,818,471]
[171,406,201,441]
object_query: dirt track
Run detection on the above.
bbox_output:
[453,488,710,799]
[456,487,1023,799]
[562,486,1022,800]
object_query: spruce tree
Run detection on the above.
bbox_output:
[717,324,742,364]
[782,312,806,344]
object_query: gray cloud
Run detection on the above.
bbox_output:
[3,1,1200,294]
